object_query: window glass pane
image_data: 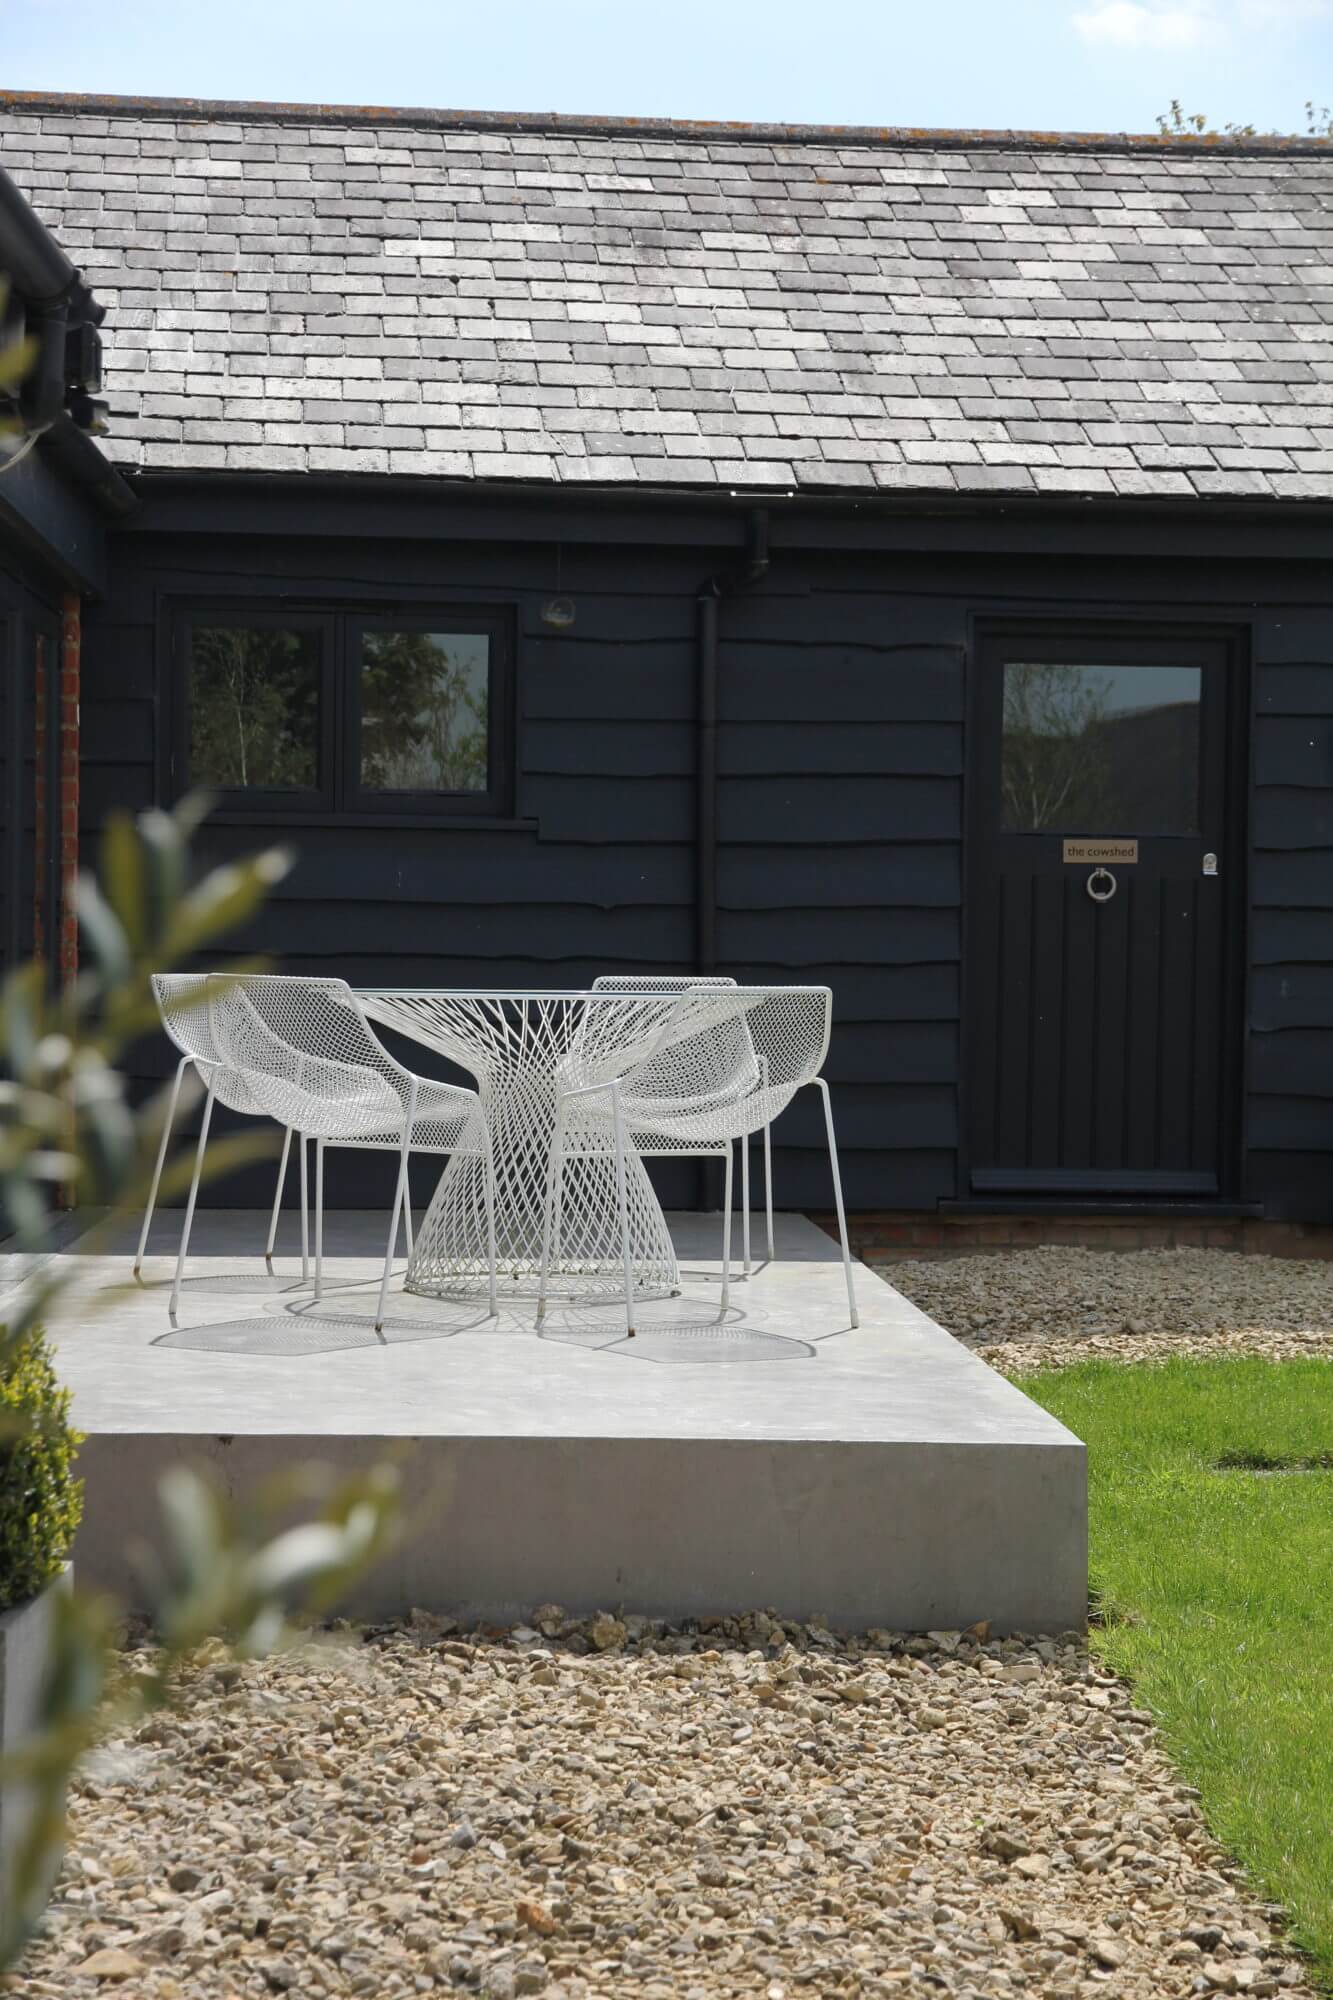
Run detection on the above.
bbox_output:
[190,626,321,790]
[359,630,490,793]
[1001,661,1202,835]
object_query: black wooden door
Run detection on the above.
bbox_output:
[965,626,1240,1197]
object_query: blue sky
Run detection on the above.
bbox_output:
[4,0,1330,135]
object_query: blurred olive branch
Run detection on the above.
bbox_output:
[0,795,291,1356]
[1,272,39,451]
[0,799,402,1970]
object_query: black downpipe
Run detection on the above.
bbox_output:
[693,508,770,1209]
[696,589,720,973]
[22,299,69,432]
[0,164,105,437]
[695,507,770,973]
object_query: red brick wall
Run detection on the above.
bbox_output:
[58,591,79,989]
[32,631,48,962]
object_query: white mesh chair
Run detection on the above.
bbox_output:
[136,973,303,1283]
[173,975,496,1330]
[539,985,857,1337]
[592,974,774,1272]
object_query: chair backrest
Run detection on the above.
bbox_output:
[621,987,767,1113]
[152,971,276,1119]
[623,986,832,1140]
[589,976,752,1105]
[564,985,746,1098]
[153,972,225,1067]
[206,974,405,1132]
[605,984,832,1102]
[742,986,832,1093]
[592,975,738,991]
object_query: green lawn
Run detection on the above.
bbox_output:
[1022,1357,1333,1986]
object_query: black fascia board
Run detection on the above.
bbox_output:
[115,468,1333,563]
[0,422,110,595]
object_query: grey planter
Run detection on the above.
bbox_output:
[0,1567,69,1923]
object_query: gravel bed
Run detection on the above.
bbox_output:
[9,1611,1318,2000]
[886,1248,1333,1373]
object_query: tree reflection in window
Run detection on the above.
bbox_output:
[1001,661,1201,836]
[359,630,489,794]
[190,626,321,790]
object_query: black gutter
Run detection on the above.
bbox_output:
[123,467,1333,533]
[695,507,770,975]
[40,415,135,516]
[0,163,105,437]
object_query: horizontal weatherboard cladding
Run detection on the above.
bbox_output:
[1247,613,1333,1212]
[83,495,1333,1218]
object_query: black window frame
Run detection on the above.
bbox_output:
[345,610,513,817]
[171,598,516,822]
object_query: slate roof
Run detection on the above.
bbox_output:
[1,92,1332,502]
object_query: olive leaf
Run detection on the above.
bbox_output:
[0,799,401,1972]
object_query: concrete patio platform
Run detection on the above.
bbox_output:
[10,1212,1087,1633]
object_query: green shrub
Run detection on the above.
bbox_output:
[0,1329,83,1614]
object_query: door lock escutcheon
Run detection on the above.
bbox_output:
[1202,852,1218,876]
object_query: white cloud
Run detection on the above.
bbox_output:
[1235,0,1330,19]
[1073,1,1218,46]
[1074,0,1329,43]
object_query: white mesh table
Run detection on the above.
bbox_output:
[356,989,682,1302]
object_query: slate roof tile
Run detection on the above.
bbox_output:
[4,95,1331,500]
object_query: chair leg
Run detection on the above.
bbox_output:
[611,1084,636,1339]
[314,1137,325,1303]
[403,1191,414,1258]
[264,1126,294,1271]
[814,1076,858,1329]
[376,1090,416,1334]
[169,1077,216,1324]
[720,1143,734,1313]
[298,1133,309,1286]
[376,1136,412,1333]
[764,1119,775,1263]
[135,1055,187,1278]
[741,1136,752,1276]
[551,1132,565,1271]
[536,1108,563,1325]
[483,1143,498,1317]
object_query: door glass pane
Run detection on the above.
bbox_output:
[359,630,490,793]
[190,626,321,789]
[1001,661,1202,835]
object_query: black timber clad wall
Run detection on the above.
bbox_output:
[1249,609,1333,1218]
[85,518,1333,1220]
[716,578,961,1209]
[87,525,964,1214]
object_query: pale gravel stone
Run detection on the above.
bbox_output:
[886,1246,1333,1374]
[10,1612,1319,1999]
